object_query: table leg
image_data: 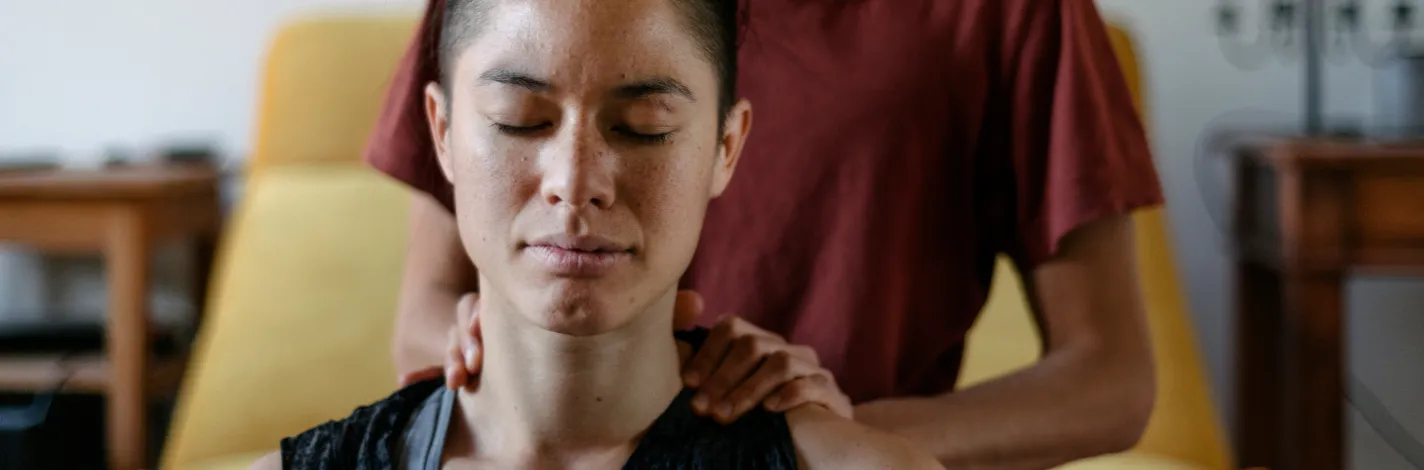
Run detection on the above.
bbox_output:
[1234,260,1284,468]
[1281,272,1345,470]
[107,208,150,470]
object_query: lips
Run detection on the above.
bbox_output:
[524,234,632,277]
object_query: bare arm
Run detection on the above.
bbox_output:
[392,193,479,377]
[789,405,943,470]
[853,215,1156,469]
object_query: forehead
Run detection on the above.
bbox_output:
[454,0,714,92]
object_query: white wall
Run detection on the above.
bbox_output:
[1098,2,1424,468]
[0,0,420,160]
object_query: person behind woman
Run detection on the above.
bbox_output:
[250,0,942,467]
[386,0,1161,466]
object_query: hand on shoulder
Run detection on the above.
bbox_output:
[786,405,944,470]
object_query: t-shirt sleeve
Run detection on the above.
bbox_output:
[364,0,455,212]
[996,0,1163,269]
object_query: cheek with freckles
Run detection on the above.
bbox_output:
[447,114,540,263]
[623,142,716,274]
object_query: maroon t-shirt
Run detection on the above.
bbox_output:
[367,0,1163,403]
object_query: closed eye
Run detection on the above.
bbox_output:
[614,126,672,145]
[491,122,552,136]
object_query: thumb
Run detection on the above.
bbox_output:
[457,292,482,338]
[673,290,704,330]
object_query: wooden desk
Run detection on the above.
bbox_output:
[0,165,221,470]
[1232,140,1424,470]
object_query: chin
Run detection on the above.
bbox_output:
[525,280,631,336]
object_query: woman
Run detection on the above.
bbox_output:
[381,0,1161,465]
[252,0,942,467]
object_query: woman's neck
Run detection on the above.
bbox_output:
[454,290,684,463]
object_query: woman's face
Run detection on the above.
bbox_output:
[427,0,750,335]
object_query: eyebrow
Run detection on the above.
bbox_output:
[477,69,695,102]
[613,78,695,102]
[478,68,553,92]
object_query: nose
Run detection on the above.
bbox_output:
[539,122,615,210]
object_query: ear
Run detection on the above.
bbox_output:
[424,82,455,183]
[709,99,752,198]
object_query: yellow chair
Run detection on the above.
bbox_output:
[959,25,1233,470]
[160,14,418,470]
[245,14,422,175]
[161,12,1229,470]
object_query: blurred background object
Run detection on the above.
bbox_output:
[1188,1,1424,469]
[1229,139,1424,470]
[0,163,221,470]
[1374,46,1424,138]
[1213,0,1421,135]
[160,12,417,469]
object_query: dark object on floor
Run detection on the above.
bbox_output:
[0,392,106,470]
[0,392,174,470]
[0,319,183,469]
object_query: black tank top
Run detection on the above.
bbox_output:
[280,329,799,469]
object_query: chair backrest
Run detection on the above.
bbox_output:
[959,23,1233,469]
[161,14,417,469]
[247,14,418,174]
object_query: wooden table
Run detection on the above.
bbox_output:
[0,165,221,470]
[1231,139,1424,470]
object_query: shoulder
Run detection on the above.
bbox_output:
[785,405,944,470]
[247,451,282,470]
[280,379,445,468]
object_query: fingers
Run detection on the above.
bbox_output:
[683,316,773,387]
[683,317,731,386]
[457,292,481,337]
[447,292,483,391]
[461,331,483,380]
[695,334,776,408]
[674,310,853,424]
[714,351,817,423]
[677,339,694,365]
[672,290,705,331]
[783,344,819,364]
[764,374,854,420]
[444,328,467,390]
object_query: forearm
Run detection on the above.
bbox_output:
[391,194,478,376]
[392,283,464,375]
[853,348,1153,469]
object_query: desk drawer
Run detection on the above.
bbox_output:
[1354,174,1424,244]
